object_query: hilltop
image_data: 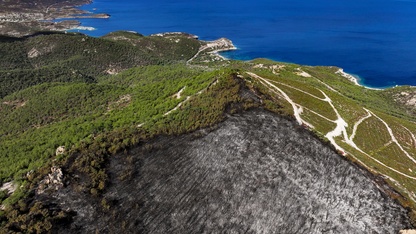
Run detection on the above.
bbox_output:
[0,31,416,232]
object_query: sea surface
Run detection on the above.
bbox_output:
[70,0,416,88]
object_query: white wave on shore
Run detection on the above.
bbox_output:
[72,26,96,31]
[336,69,381,90]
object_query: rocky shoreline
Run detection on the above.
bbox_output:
[0,0,109,37]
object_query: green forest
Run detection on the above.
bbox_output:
[2,31,416,232]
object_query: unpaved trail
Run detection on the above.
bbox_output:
[403,125,416,147]
[247,72,310,127]
[350,111,372,141]
[164,96,191,116]
[320,90,352,154]
[300,105,336,123]
[295,68,312,77]
[266,78,327,101]
[368,109,416,164]
[313,77,342,94]
[343,147,416,203]
[173,86,186,99]
[247,71,416,181]
[320,98,416,180]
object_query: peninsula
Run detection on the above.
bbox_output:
[0,0,109,37]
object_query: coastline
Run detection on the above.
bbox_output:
[0,0,410,91]
[69,25,96,31]
[46,2,415,90]
[333,69,416,90]
[28,0,416,89]
[335,69,382,90]
[0,0,108,37]
[210,47,237,61]
[220,51,386,91]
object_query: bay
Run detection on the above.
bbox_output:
[71,0,416,88]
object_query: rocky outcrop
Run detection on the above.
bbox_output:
[106,94,132,112]
[150,32,199,39]
[2,99,26,108]
[37,166,64,194]
[202,37,236,53]
[0,182,17,210]
[27,43,56,59]
[392,90,416,116]
[401,230,416,234]
[0,13,45,22]
[55,146,66,155]
[394,91,416,108]
[335,68,361,86]
[27,48,40,58]
[75,13,110,19]
[0,182,17,196]
[187,37,236,64]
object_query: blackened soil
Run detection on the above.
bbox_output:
[52,109,412,233]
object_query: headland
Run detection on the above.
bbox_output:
[0,0,109,37]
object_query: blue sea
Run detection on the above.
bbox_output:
[70,0,416,88]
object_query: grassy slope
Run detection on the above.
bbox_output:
[240,58,416,216]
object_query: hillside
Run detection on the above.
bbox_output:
[1,31,416,232]
[0,31,201,98]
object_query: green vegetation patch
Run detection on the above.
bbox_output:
[353,116,391,152]
[376,144,416,177]
[300,109,337,134]
[0,64,218,183]
[0,32,201,98]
